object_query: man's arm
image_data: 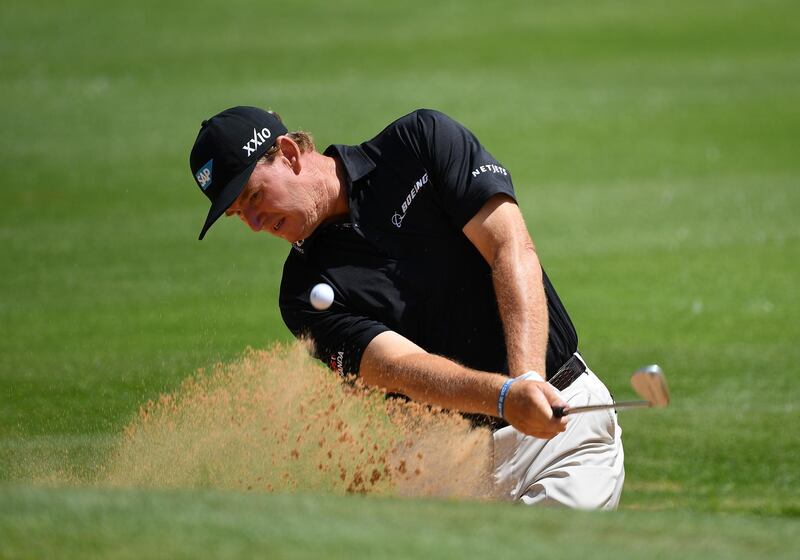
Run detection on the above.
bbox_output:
[360,330,567,439]
[462,194,548,377]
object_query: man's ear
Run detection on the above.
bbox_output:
[276,135,302,174]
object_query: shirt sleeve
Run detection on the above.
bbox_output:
[410,109,517,229]
[279,257,389,377]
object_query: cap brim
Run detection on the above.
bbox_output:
[198,160,259,240]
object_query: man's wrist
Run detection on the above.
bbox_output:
[519,370,545,383]
[497,377,517,419]
[496,371,545,419]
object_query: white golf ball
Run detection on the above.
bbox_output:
[310,283,334,310]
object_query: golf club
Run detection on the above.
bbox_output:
[552,364,669,417]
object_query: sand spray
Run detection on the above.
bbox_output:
[98,341,496,500]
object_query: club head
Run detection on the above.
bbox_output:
[630,364,669,407]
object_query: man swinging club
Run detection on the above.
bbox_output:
[188,106,624,508]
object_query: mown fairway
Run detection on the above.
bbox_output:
[1,0,799,557]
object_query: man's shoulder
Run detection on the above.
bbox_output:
[392,108,451,126]
[366,108,455,143]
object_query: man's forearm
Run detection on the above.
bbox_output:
[492,238,549,377]
[462,196,550,378]
[360,338,505,417]
[359,331,568,438]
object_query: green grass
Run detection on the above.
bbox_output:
[1,0,799,556]
[2,485,799,560]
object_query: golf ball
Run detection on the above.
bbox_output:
[310,283,334,310]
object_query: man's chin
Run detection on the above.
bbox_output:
[261,223,294,242]
[276,230,302,244]
[285,221,316,244]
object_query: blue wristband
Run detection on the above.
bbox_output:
[497,371,545,419]
[497,377,516,419]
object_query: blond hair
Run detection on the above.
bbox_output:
[258,110,315,164]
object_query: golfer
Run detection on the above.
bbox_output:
[189,106,624,508]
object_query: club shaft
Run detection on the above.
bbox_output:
[553,400,650,417]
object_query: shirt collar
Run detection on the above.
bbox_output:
[323,144,376,183]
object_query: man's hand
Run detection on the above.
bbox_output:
[503,380,568,439]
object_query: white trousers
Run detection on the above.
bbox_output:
[492,364,625,509]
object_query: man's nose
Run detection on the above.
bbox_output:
[242,208,261,232]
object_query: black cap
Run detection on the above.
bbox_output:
[189,106,288,240]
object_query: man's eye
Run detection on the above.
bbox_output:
[250,190,261,205]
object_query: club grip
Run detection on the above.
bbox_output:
[552,406,567,418]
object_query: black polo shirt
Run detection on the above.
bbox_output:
[279,109,577,380]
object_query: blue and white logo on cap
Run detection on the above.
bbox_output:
[195,159,213,190]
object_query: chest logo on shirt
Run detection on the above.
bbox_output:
[391,172,428,228]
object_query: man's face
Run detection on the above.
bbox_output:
[225,154,319,243]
